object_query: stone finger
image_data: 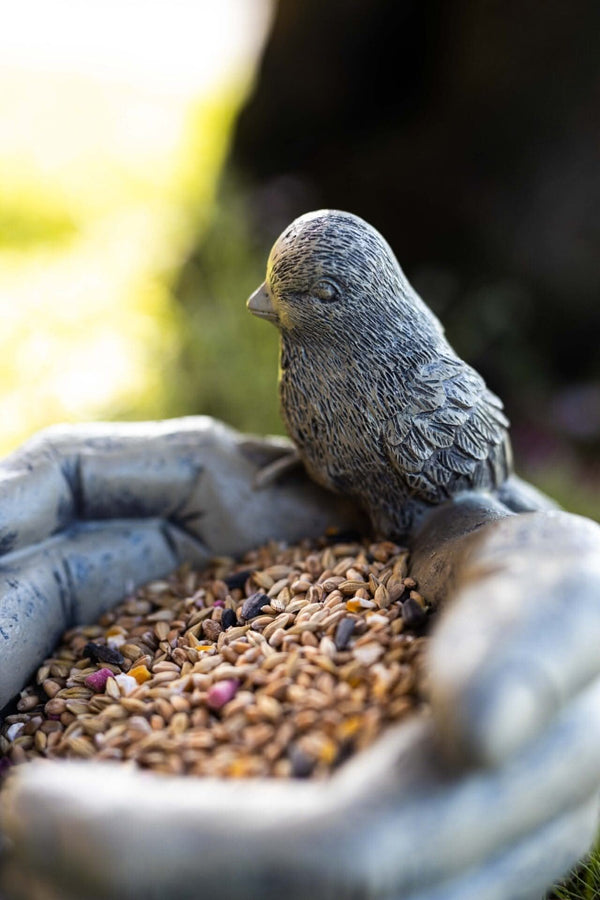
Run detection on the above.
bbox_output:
[43,418,358,555]
[427,510,600,766]
[0,417,219,558]
[353,676,600,897]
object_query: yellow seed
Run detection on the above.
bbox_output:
[337,716,362,739]
[346,599,363,613]
[129,665,151,685]
[228,758,253,778]
[318,736,338,765]
[106,625,125,637]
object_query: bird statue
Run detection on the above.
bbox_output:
[247,209,514,539]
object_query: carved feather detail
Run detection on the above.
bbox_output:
[383,355,510,499]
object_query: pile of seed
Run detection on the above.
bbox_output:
[0,535,433,780]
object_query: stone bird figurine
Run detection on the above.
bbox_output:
[247,209,514,539]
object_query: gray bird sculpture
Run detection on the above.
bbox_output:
[247,209,513,539]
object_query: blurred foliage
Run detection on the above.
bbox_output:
[168,180,281,436]
[0,69,244,455]
[523,463,600,523]
[0,184,77,249]
[548,838,600,899]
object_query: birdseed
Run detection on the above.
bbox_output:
[0,534,434,780]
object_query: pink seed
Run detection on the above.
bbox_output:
[206,679,239,710]
[213,599,225,608]
[85,668,114,693]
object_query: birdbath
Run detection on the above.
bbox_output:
[1,213,600,900]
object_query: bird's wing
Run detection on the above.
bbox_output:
[383,356,510,501]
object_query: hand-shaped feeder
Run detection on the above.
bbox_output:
[0,212,599,900]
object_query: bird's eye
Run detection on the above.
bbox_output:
[312,279,340,302]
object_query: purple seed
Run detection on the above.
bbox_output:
[206,679,239,710]
[241,592,270,621]
[84,668,114,693]
[213,599,225,608]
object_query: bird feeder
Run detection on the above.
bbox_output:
[1,212,599,900]
[0,417,599,900]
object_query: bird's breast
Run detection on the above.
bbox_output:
[278,346,389,494]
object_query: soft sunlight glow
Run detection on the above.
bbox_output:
[0,0,273,453]
[0,1,271,95]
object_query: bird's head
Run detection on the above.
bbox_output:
[247,209,439,350]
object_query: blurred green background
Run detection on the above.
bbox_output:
[0,0,598,520]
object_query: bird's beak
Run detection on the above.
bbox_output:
[247,282,279,324]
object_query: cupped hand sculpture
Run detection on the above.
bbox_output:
[1,212,600,900]
[1,426,599,900]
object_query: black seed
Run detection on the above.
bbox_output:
[220,608,237,630]
[224,569,254,590]
[401,598,427,631]
[334,616,355,651]
[289,745,316,778]
[82,642,125,667]
[241,592,271,621]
